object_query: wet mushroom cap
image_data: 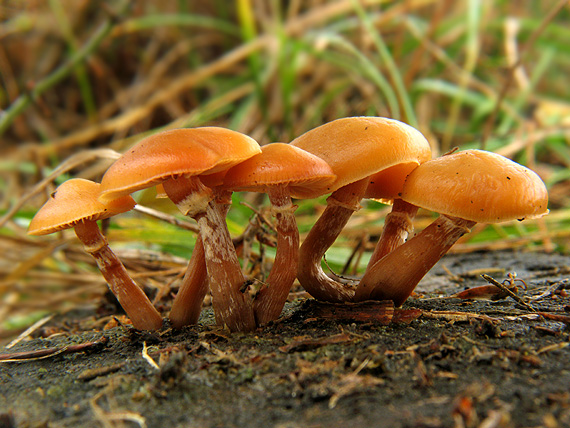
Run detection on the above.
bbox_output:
[290,117,431,192]
[28,179,136,235]
[399,149,549,222]
[99,127,261,202]
[222,143,336,198]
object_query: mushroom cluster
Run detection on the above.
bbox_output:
[28,119,549,332]
[354,149,549,305]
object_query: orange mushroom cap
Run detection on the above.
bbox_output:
[400,150,549,223]
[290,117,431,193]
[28,179,136,236]
[99,127,261,203]
[222,143,336,199]
[364,162,422,203]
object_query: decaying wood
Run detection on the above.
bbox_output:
[301,300,395,324]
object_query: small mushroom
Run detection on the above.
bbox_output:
[28,179,163,330]
[290,117,431,302]
[99,127,261,332]
[222,143,336,325]
[354,150,549,305]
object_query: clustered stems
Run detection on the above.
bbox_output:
[355,215,476,305]
[297,178,370,303]
[27,123,547,333]
[163,175,256,332]
[365,198,419,270]
[253,185,299,326]
[73,220,163,330]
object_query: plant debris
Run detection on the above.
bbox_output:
[1,250,569,427]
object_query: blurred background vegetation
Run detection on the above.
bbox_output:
[0,0,569,340]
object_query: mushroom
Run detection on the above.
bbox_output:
[290,117,431,302]
[28,178,163,330]
[354,149,549,305]
[99,127,261,332]
[222,143,336,325]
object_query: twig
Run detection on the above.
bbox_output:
[133,204,199,233]
[528,279,569,301]
[536,312,570,325]
[421,310,498,323]
[480,274,536,312]
[77,362,125,381]
[239,201,277,233]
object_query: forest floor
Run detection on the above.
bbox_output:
[1,250,569,428]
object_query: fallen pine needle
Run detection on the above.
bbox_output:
[0,336,107,363]
[142,341,160,370]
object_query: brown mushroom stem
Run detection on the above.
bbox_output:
[168,235,208,328]
[365,198,419,271]
[297,178,370,303]
[253,185,299,326]
[196,197,256,331]
[163,176,256,332]
[73,220,163,330]
[169,198,233,328]
[354,215,476,305]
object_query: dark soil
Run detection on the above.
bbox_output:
[1,250,569,428]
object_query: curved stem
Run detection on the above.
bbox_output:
[365,198,418,271]
[253,185,299,325]
[74,220,163,330]
[354,215,476,306]
[297,178,369,302]
[169,235,208,328]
